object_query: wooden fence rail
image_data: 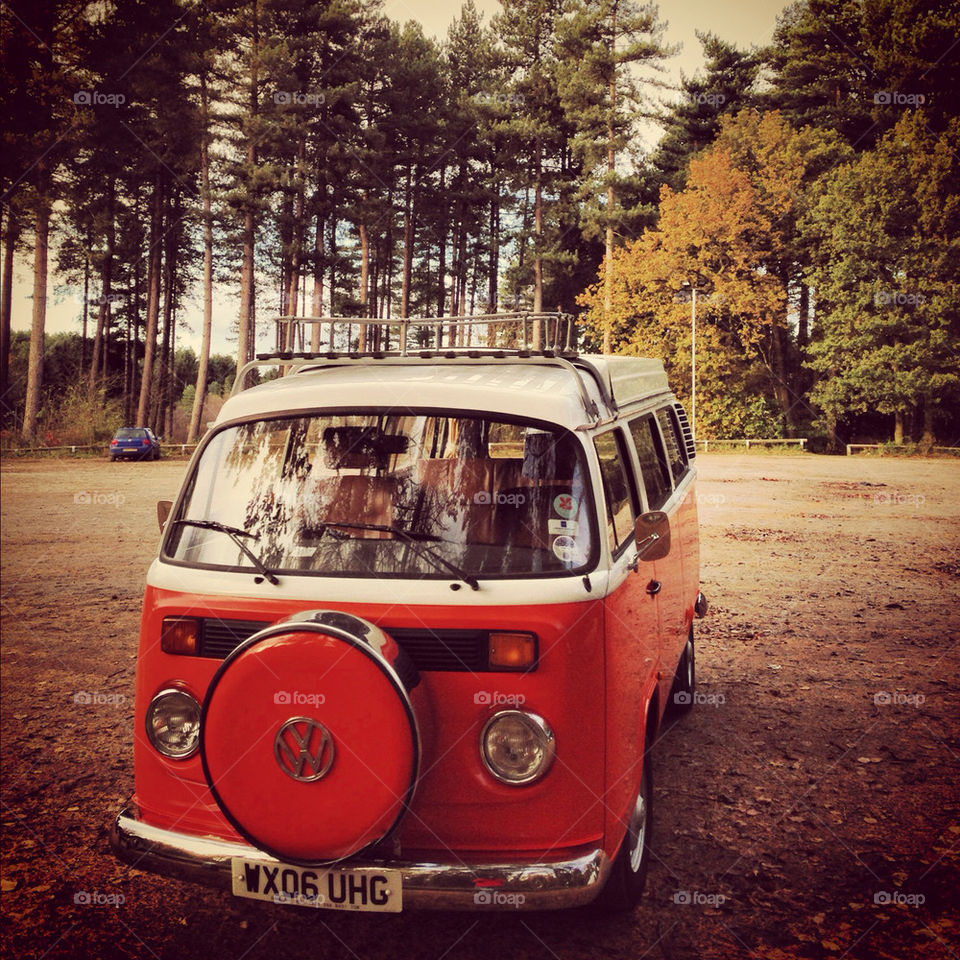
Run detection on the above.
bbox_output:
[695,438,808,452]
[3,443,200,457]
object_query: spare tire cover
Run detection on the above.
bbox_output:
[200,611,420,865]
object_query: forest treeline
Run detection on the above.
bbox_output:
[1,0,958,448]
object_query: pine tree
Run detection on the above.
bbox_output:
[804,113,960,447]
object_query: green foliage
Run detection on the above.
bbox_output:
[803,113,960,443]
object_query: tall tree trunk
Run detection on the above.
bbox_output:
[602,12,617,355]
[89,181,115,393]
[136,174,164,427]
[768,323,795,430]
[437,165,446,317]
[894,410,906,445]
[188,70,215,443]
[488,187,499,316]
[328,217,337,323]
[236,0,259,377]
[358,221,369,351]
[400,165,413,319]
[533,143,543,349]
[1,211,19,411]
[286,139,305,323]
[310,211,324,351]
[80,231,89,373]
[798,280,809,349]
[166,306,177,437]
[154,191,177,430]
[22,200,50,441]
[921,395,935,447]
[125,207,141,425]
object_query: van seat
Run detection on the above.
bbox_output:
[308,475,397,538]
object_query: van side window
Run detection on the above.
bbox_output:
[629,415,672,511]
[593,430,636,552]
[655,407,689,484]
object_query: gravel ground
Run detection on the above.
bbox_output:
[2,453,958,960]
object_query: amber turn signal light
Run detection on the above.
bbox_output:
[161,617,199,655]
[488,632,537,670]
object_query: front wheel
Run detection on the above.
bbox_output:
[595,747,652,911]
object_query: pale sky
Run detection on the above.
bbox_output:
[11,0,788,357]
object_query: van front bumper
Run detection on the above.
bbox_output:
[110,804,610,910]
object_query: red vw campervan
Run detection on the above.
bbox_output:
[111,314,706,912]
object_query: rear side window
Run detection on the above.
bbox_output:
[629,415,672,511]
[593,429,636,553]
[656,407,689,484]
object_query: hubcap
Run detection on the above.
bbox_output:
[628,773,648,873]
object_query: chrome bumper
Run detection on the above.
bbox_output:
[110,805,610,910]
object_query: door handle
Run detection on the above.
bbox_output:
[646,579,662,596]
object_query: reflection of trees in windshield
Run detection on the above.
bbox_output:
[170,414,594,578]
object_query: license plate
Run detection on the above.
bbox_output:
[231,858,402,913]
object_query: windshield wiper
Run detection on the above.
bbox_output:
[171,518,280,586]
[320,521,480,591]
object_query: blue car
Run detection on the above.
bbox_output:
[110,427,161,461]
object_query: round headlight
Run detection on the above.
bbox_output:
[480,710,555,785]
[146,688,201,759]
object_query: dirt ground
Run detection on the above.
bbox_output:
[1,453,958,960]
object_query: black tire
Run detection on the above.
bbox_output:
[595,742,653,911]
[670,628,696,714]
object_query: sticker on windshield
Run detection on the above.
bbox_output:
[548,518,579,535]
[553,493,578,519]
[552,535,583,563]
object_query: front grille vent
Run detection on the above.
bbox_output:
[196,618,490,672]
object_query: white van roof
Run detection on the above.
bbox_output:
[220,315,673,430]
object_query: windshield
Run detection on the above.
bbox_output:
[165,413,596,580]
[116,428,146,439]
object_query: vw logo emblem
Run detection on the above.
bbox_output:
[274,717,336,782]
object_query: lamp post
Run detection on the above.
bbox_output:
[691,286,697,442]
[682,282,697,441]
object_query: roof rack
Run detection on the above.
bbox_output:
[231,312,621,422]
[258,312,576,360]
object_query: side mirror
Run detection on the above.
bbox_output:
[157,500,173,532]
[634,510,671,562]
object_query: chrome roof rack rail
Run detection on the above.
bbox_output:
[259,312,577,360]
[231,313,615,422]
